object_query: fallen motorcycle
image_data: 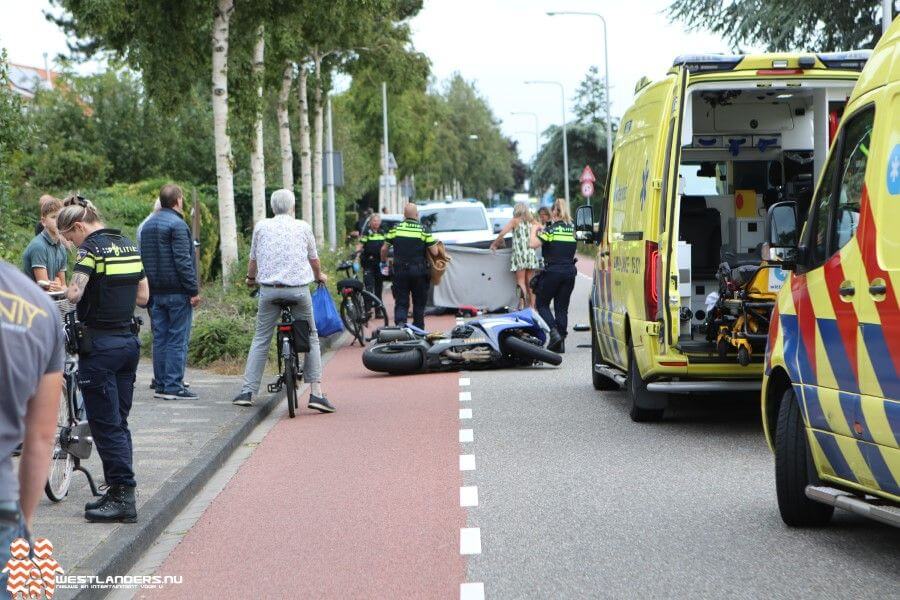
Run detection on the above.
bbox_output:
[362,309,562,374]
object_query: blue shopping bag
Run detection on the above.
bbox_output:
[312,284,343,337]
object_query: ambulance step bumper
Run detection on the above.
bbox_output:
[806,485,900,528]
[594,364,626,388]
[645,381,761,393]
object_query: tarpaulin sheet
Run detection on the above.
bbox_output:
[432,245,518,311]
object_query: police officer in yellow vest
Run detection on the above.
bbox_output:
[382,203,440,329]
[57,196,149,523]
[357,212,386,303]
[529,198,577,353]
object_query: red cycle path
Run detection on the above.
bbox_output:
[145,311,465,599]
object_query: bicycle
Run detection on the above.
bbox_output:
[250,288,308,418]
[336,253,388,346]
[45,295,102,502]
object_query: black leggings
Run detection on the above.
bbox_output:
[536,268,576,336]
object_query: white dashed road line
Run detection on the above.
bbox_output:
[459,377,471,387]
[459,391,472,402]
[460,486,479,507]
[459,454,476,471]
[460,582,485,600]
[459,429,474,443]
[460,527,482,555]
[459,408,472,419]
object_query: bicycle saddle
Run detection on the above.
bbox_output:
[269,299,297,307]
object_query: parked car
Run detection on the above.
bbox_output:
[486,205,514,235]
[418,200,495,247]
[761,16,900,528]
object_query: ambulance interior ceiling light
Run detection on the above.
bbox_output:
[672,54,743,73]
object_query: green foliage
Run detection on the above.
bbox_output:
[18,145,111,191]
[188,315,256,368]
[532,123,610,212]
[11,70,215,188]
[667,0,898,52]
[0,47,33,260]
[573,65,611,127]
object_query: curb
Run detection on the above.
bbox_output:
[63,332,348,600]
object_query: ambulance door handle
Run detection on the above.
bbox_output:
[869,281,887,296]
[838,282,855,297]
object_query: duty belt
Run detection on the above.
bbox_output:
[86,326,132,336]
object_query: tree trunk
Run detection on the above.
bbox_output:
[249,25,266,225]
[298,63,313,225]
[312,52,325,245]
[212,0,238,285]
[277,60,294,191]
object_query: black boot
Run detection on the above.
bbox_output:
[557,335,566,354]
[85,484,137,523]
[548,329,563,352]
[84,485,110,511]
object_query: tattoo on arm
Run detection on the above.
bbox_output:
[67,272,89,303]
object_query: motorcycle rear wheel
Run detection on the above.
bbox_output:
[362,344,424,374]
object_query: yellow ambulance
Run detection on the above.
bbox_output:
[760,17,900,527]
[575,49,868,421]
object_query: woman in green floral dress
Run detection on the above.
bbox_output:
[490,202,541,308]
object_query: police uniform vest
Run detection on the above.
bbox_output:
[538,221,577,268]
[385,219,436,268]
[359,226,386,265]
[74,229,144,329]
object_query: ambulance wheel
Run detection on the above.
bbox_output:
[775,387,834,527]
[737,346,751,367]
[627,343,665,423]
[591,317,618,391]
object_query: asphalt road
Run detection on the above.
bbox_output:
[463,273,900,599]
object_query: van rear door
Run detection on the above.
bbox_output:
[659,66,689,352]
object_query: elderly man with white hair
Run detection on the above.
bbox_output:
[233,189,333,412]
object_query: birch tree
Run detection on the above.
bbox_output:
[249,24,266,225]
[276,61,294,190]
[211,0,238,282]
[298,63,313,225]
[311,50,325,244]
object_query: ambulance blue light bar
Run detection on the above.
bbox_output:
[816,50,871,71]
[671,54,743,73]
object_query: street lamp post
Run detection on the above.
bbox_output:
[525,80,569,202]
[547,10,612,167]
[511,111,540,162]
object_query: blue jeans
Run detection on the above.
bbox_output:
[79,334,140,487]
[150,293,193,393]
[0,505,30,592]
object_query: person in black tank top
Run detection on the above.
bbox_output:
[530,199,577,353]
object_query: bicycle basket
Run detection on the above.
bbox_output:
[292,319,311,353]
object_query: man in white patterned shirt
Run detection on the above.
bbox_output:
[233,189,334,412]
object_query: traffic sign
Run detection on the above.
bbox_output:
[579,165,596,184]
[581,181,594,198]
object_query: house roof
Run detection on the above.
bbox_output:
[7,62,60,99]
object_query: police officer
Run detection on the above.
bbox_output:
[57,196,149,523]
[529,198,577,353]
[357,212,386,302]
[382,203,439,329]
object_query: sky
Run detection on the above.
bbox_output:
[1,0,736,162]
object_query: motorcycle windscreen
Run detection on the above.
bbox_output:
[432,245,518,311]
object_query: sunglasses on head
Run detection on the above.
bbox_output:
[64,195,89,208]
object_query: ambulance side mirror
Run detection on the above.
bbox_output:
[575,205,598,244]
[764,201,800,270]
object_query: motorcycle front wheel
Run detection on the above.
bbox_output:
[502,335,562,366]
[362,344,425,374]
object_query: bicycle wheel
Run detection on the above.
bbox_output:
[340,295,364,345]
[45,380,75,502]
[360,291,389,343]
[283,338,297,418]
